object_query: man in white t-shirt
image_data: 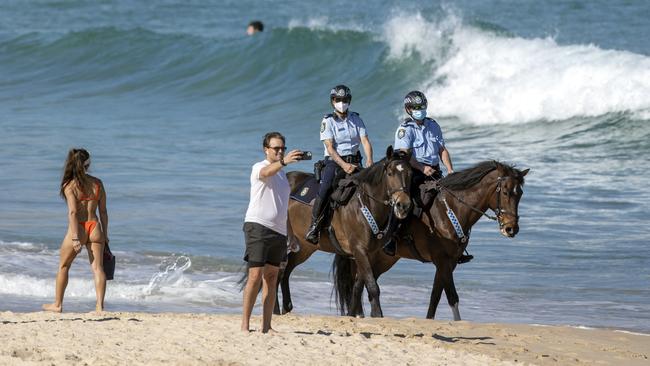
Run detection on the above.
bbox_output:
[241,132,302,333]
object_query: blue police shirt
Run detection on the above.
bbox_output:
[320,112,367,157]
[394,118,445,166]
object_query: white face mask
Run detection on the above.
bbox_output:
[334,102,349,113]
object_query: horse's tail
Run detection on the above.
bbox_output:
[332,254,355,316]
[237,262,286,294]
[237,263,249,292]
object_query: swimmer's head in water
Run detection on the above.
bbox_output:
[247,20,264,35]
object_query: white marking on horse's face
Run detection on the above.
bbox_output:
[396,164,404,172]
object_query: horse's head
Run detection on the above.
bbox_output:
[383,146,413,219]
[491,166,529,238]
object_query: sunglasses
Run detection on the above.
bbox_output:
[333,97,350,103]
[267,146,286,152]
[410,105,426,111]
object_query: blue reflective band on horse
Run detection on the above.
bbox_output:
[443,198,467,243]
[357,193,382,238]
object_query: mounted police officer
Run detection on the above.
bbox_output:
[305,85,374,244]
[384,90,454,255]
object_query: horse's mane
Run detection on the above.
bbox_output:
[352,157,388,186]
[439,160,525,190]
[352,152,409,186]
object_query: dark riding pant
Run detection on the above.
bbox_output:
[317,160,345,199]
[412,165,442,209]
[317,152,361,199]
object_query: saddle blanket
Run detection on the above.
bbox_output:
[290,177,319,205]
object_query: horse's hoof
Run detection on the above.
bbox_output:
[282,303,293,314]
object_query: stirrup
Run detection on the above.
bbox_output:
[382,239,396,257]
[457,254,474,264]
[305,223,320,244]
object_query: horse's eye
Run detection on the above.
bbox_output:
[387,172,393,177]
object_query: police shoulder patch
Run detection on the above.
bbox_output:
[397,128,406,139]
[320,121,326,133]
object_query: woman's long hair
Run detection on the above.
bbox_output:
[60,148,91,200]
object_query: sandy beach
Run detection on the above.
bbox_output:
[1,312,647,365]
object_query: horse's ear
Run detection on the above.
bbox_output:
[386,145,394,159]
[520,168,529,177]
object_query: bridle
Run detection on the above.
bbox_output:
[355,157,411,240]
[358,158,410,207]
[435,173,520,231]
[493,176,520,229]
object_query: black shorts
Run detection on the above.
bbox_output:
[243,222,287,267]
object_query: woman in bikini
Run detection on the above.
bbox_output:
[43,148,109,313]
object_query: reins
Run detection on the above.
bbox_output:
[434,172,520,230]
[355,157,410,239]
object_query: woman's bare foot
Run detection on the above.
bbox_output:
[42,303,62,313]
[262,327,277,334]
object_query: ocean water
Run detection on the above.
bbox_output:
[1,0,649,332]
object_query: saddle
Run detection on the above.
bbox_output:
[289,176,358,208]
[412,180,439,217]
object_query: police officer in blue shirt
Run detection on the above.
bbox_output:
[305,85,374,244]
[384,90,455,255]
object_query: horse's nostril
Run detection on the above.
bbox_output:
[506,227,514,235]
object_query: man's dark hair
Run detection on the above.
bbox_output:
[249,20,264,32]
[263,132,285,148]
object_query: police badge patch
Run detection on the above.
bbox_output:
[397,128,406,139]
[320,121,326,133]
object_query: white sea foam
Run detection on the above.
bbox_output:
[382,11,650,124]
[287,17,367,33]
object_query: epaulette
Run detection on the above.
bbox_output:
[400,117,414,127]
[323,113,333,119]
[351,111,360,116]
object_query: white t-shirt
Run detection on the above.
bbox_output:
[244,159,290,236]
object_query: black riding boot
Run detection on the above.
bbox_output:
[305,197,326,244]
[382,215,402,257]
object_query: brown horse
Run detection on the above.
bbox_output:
[332,160,529,319]
[279,146,413,318]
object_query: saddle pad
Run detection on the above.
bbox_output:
[290,176,320,205]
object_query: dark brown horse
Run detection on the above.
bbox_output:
[332,160,529,319]
[280,147,413,317]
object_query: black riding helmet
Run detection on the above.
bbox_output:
[330,84,352,103]
[404,90,427,110]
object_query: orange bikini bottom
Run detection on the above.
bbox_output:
[80,221,98,236]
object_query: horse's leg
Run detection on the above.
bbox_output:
[426,267,445,319]
[280,260,295,314]
[443,265,461,321]
[273,267,284,315]
[355,252,383,318]
[350,276,365,317]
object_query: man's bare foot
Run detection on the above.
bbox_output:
[262,327,277,334]
[241,324,250,332]
[42,303,62,313]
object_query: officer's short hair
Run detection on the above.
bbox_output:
[263,132,285,148]
[248,21,264,32]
